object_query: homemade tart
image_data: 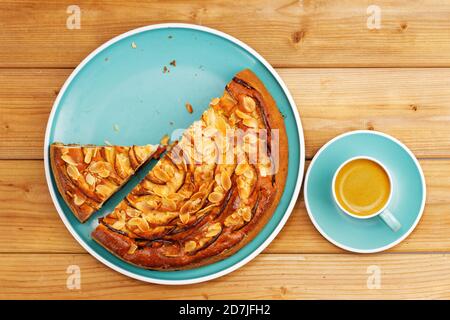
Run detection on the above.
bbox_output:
[50,144,164,222]
[91,69,288,269]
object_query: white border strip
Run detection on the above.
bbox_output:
[43,23,305,285]
[303,130,426,253]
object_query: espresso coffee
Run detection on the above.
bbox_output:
[334,158,391,216]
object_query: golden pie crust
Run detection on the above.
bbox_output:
[50,143,164,222]
[92,69,288,270]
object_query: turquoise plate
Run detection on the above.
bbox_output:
[44,24,305,284]
[304,130,426,253]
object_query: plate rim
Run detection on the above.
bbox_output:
[43,23,305,285]
[303,130,426,253]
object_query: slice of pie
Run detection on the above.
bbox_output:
[50,143,164,222]
[92,69,288,270]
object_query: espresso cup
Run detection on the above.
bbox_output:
[332,156,401,232]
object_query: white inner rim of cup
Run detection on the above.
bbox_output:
[332,156,393,219]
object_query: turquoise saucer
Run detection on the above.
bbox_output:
[304,130,426,253]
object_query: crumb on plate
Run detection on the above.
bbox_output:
[185,102,193,113]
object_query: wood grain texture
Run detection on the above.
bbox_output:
[1,68,450,159]
[0,69,65,159]
[0,159,448,254]
[1,253,449,299]
[1,1,450,68]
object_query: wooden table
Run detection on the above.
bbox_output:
[1,0,449,299]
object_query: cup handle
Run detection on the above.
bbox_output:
[379,209,401,232]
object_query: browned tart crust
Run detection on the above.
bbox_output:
[92,69,288,269]
[50,143,164,222]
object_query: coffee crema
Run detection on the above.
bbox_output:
[334,158,391,216]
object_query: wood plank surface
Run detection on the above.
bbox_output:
[1,159,448,254]
[1,253,449,299]
[1,1,450,68]
[1,68,450,159]
[1,0,450,300]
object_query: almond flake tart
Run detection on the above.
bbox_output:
[50,144,165,222]
[52,69,288,270]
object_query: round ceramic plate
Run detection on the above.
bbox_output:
[44,24,305,284]
[304,130,426,253]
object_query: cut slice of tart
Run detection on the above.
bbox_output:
[92,69,288,270]
[50,143,165,222]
